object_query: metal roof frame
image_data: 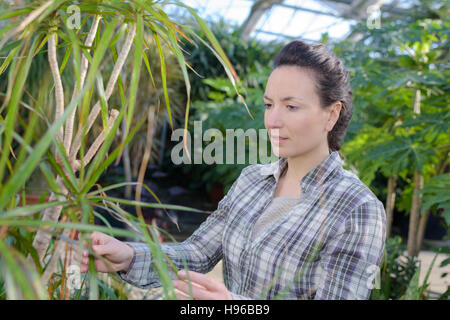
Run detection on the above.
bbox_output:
[240,0,409,41]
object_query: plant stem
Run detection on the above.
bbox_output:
[65,15,102,155]
[30,175,68,265]
[122,119,133,198]
[41,228,72,287]
[407,89,423,257]
[385,174,397,239]
[71,109,120,171]
[48,31,65,163]
[135,104,157,219]
[69,24,136,163]
[414,155,448,253]
[416,208,430,253]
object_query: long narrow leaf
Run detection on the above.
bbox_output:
[0,37,37,185]
[0,219,140,240]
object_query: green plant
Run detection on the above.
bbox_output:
[370,236,419,299]
[435,246,450,300]
[370,236,448,300]
[0,0,242,300]
[417,173,450,226]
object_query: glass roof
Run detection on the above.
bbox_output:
[164,0,416,42]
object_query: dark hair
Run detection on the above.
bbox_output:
[272,40,353,155]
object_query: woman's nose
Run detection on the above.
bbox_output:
[266,105,284,128]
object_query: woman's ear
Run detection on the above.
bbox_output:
[326,102,342,132]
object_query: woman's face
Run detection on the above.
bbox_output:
[264,65,338,158]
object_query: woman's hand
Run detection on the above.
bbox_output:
[80,231,134,273]
[173,270,232,300]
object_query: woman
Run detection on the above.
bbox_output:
[80,40,386,300]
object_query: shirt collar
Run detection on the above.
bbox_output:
[259,151,342,193]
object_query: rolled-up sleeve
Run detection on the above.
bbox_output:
[314,199,386,300]
[118,176,240,289]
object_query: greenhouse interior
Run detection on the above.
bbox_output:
[0,0,448,302]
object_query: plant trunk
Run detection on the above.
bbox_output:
[385,174,397,238]
[415,152,448,253]
[48,32,64,164]
[407,89,423,256]
[416,208,431,253]
[30,175,68,265]
[407,168,424,256]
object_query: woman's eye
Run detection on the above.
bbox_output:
[287,105,298,110]
[264,103,272,109]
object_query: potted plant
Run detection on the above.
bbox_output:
[0,0,243,300]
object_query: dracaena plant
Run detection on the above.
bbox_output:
[0,0,246,300]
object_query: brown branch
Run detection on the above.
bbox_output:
[416,209,431,253]
[385,174,397,239]
[135,105,157,219]
[407,89,422,257]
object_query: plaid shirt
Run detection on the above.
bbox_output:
[118,151,386,300]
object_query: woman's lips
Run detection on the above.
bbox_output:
[270,136,288,144]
